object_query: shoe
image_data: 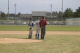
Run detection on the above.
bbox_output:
[28,35,32,39]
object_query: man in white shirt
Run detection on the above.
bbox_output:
[35,17,40,39]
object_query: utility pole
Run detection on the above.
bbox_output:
[8,0,9,20]
[14,4,16,20]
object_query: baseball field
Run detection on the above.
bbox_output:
[0,25,80,53]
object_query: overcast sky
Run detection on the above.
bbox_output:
[0,0,80,14]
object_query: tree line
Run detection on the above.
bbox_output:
[63,7,80,18]
[47,7,80,18]
[0,7,80,20]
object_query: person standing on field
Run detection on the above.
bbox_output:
[28,18,34,39]
[39,17,47,40]
[35,17,40,39]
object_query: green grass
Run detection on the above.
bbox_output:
[0,25,29,31]
[47,25,80,31]
[0,34,80,53]
[0,25,80,31]
[0,25,80,53]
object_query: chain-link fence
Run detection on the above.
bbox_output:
[0,18,80,26]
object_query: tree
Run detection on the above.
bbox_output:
[63,8,73,18]
[17,12,21,17]
[46,12,51,16]
[73,7,80,17]
[58,11,62,17]
[52,11,58,17]
[0,12,7,20]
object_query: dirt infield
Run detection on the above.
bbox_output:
[0,31,80,35]
[0,38,42,43]
[0,31,80,44]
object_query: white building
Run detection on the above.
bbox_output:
[32,11,46,18]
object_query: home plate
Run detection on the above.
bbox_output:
[0,38,42,43]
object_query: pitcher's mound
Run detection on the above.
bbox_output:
[0,38,42,43]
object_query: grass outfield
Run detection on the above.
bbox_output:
[0,25,80,31]
[0,35,80,53]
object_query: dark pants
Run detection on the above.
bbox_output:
[41,26,46,39]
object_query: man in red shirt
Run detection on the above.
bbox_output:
[39,17,47,40]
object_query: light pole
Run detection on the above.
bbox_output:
[50,4,52,18]
[0,8,1,18]
[62,0,63,14]
[62,0,63,21]
[14,4,16,20]
[8,0,9,20]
